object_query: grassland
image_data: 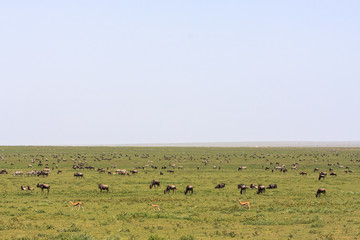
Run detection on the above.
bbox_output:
[0,146,359,240]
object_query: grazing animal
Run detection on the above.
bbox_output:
[257,184,266,194]
[167,170,174,174]
[316,188,326,197]
[238,166,247,171]
[98,184,109,192]
[184,185,194,195]
[21,185,27,191]
[37,183,50,192]
[69,201,84,210]
[130,170,138,174]
[299,172,307,176]
[149,180,160,189]
[266,184,277,189]
[238,200,250,209]
[314,168,319,172]
[215,183,226,189]
[238,184,248,194]
[319,172,327,181]
[330,172,337,176]
[164,185,176,194]
[0,169,8,174]
[250,184,258,189]
[13,171,23,176]
[151,204,160,210]
[57,170,62,174]
[27,186,34,191]
[74,172,84,178]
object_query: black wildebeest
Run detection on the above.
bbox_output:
[266,184,277,189]
[238,184,248,194]
[257,184,266,194]
[37,183,50,192]
[164,185,176,194]
[74,172,84,178]
[215,183,226,189]
[184,185,194,195]
[98,184,109,192]
[316,188,326,197]
[150,180,160,189]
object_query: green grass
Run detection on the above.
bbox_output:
[0,146,359,239]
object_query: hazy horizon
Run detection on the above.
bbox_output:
[1,1,359,145]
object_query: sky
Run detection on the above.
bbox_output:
[1,1,360,145]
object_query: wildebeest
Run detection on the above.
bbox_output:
[21,185,27,191]
[150,180,160,189]
[130,170,138,174]
[299,171,307,176]
[184,185,194,195]
[37,183,50,192]
[250,184,258,189]
[74,172,84,178]
[115,169,128,175]
[98,184,109,192]
[27,185,34,191]
[314,168,319,172]
[37,171,48,177]
[257,184,266,194]
[167,170,174,174]
[238,166,247,171]
[0,169,8,174]
[266,184,277,189]
[215,183,226,189]
[316,188,326,197]
[238,184,248,194]
[319,172,327,181]
[164,185,176,194]
[330,172,337,176]
[57,170,62,174]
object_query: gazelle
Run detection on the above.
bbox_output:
[238,200,250,209]
[69,201,84,211]
[151,204,160,210]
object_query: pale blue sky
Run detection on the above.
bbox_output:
[1,1,359,145]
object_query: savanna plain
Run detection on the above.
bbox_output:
[0,146,359,240]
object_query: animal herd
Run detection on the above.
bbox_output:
[2,149,358,204]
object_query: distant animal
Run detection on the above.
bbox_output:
[238,200,250,209]
[238,184,248,194]
[319,172,327,181]
[316,188,326,197]
[330,172,337,176]
[238,166,247,171]
[257,184,266,194]
[27,186,34,191]
[0,169,8,174]
[314,168,319,172]
[184,185,194,195]
[215,183,226,189]
[13,171,23,176]
[74,172,84,178]
[21,185,27,191]
[250,184,258,189]
[69,201,84,210]
[57,170,62,174]
[98,184,109,192]
[299,172,307,176]
[151,204,160,210]
[150,180,160,189]
[37,183,50,192]
[167,170,174,173]
[266,184,277,189]
[164,185,176,194]
[130,170,138,174]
